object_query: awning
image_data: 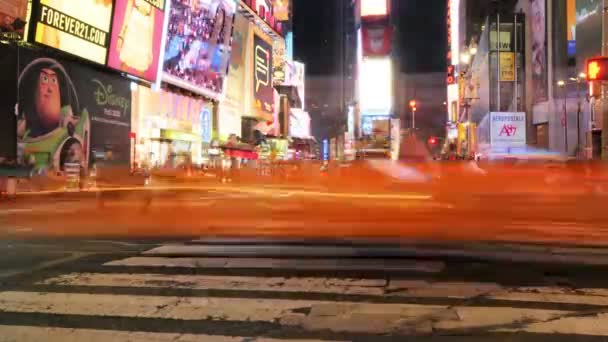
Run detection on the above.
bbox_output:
[159,129,201,142]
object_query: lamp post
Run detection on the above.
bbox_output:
[557,80,568,155]
[577,73,586,158]
[409,100,417,130]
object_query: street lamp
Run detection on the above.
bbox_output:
[557,80,568,155]
[460,52,471,65]
[409,100,417,130]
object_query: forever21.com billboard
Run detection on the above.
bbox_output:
[29,0,114,65]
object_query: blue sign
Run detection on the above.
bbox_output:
[201,107,212,143]
[568,40,576,58]
[322,139,329,161]
[285,32,294,61]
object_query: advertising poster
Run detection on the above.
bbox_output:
[0,0,28,40]
[529,0,547,104]
[360,0,388,18]
[200,104,212,143]
[253,34,274,116]
[2,45,131,171]
[567,0,576,57]
[108,0,166,82]
[293,61,305,110]
[576,0,602,69]
[30,0,113,65]
[499,52,515,82]
[289,109,310,138]
[361,22,392,57]
[359,57,391,115]
[273,39,286,85]
[490,112,526,148]
[272,0,289,21]
[0,43,18,159]
[225,14,249,106]
[162,0,235,97]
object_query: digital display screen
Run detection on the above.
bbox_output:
[162,0,235,97]
[107,0,167,82]
[32,0,113,64]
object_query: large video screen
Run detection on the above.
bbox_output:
[162,0,235,97]
[31,0,113,65]
[359,58,392,115]
[107,0,167,82]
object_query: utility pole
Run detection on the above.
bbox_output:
[602,0,608,160]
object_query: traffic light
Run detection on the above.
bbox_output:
[587,57,608,81]
[409,100,417,112]
[428,136,438,146]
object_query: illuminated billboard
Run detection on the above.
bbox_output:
[272,0,289,21]
[361,22,391,57]
[360,0,388,18]
[162,0,235,97]
[359,57,392,115]
[253,34,274,117]
[31,0,113,64]
[107,0,167,83]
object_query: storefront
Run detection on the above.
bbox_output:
[131,86,213,168]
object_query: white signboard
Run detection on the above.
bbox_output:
[490,112,526,148]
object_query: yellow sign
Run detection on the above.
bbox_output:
[33,0,113,64]
[500,52,515,82]
[458,74,465,101]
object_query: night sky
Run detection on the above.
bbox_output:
[293,0,447,75]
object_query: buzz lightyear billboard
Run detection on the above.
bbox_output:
[0,43,132,172]
[17,58,91,171]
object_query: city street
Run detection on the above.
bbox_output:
[2,161,608,246]
[2,163,608,340]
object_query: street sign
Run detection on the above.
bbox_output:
[490,112,526,148]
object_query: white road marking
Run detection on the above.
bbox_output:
[2,290,602,335]
[0,291,444,325]
[104,256,445,273]
[0,326,342,342]
[39,273,387,296]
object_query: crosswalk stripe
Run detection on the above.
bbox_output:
[104,256,445,273]
[0,291,444,324]
[0,325,343,342]
[39,273,387,296]
[1,290,598,336]
[37,272,608,309]
[5,240,608,338]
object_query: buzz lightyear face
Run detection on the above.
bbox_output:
[35,68,62,131]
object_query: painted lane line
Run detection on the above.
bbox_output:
[0,326,344,342]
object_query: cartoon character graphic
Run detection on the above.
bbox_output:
[116,0,155,74]
[16,58,90,172]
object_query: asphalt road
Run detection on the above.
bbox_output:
[3,239,608,340]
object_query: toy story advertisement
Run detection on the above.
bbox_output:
[1,44,131,171]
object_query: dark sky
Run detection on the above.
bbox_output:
[293,0,447,75]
